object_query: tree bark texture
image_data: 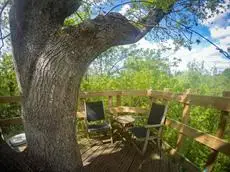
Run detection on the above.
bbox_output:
[9,0,168,171]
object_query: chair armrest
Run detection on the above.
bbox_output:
[144,124,163,128]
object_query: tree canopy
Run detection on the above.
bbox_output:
[0,0,229,58]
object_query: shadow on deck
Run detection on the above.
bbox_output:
[80,141,181,172]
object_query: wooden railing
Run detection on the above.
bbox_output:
[0,89,230,171]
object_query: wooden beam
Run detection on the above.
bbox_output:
[165,118,230,156]
[76,111,85,120]
[79,90,230,112]
[108,96,113,109]
[0,117,22,127]
[204,91,230,171]
[78,98,85,112]
[116,95,121,107]
[1,90,230,112]
[189,94,230,112]
[172,89,191,155]
[150,90,230,111]
[0,96,21,103]
[0,112,86,127]
[222,91,230,97]
[121,90,149,96]
[109,106,148,114]
[79,91,122,98]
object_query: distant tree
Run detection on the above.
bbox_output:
[222,68,230,79]
[0,53,20,119]
[0,53,18,96]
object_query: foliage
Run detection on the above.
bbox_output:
[0,54,21,137]
[0,48,230,171]
[81,46,230,171]
[0,53,18,96]
[0,0,229,59]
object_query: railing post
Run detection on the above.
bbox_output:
[148,89,155,104]
[162,88,170,102]
[171,89,191,155]
[79,98,85,111]
[204,91,230,171]
[116,95,121,107]
[108,96,113,109]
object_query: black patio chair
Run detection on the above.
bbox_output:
[129,102,168,155]
[84,101,113,144]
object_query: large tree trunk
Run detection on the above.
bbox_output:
[9,1,85,170]
[8,0,168,171]
[22,48,84,171]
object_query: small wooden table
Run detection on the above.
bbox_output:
[113,115,135,142]
[114,115,135,128]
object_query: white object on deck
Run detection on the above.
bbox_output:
[7,133,27,152]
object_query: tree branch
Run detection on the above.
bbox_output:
[0,0,10,52]
[105,0,173,42]
[167,17,230,59]
[0,0,9,16]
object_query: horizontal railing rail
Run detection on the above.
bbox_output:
[1,89,230,111]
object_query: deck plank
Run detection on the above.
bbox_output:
[118,145,137,172]
[87,142,126,172]
[80,146,92,155]
[127,149,143,172]
[83,142,122,172]
[92,142,123,172]
[81,141,181,172]
[83,144,109,166]
[81,145,101,162]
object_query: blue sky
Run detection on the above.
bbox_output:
[90,0,230,72]
[2,0,228,72]
[117,1,230,72]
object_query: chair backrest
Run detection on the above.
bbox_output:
[85,101,105,122]
[147,102,168,125]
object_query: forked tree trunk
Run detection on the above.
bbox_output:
[8,0,167,171]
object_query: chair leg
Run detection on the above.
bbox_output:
[110,130,113,144]
[110,136,113,144]
[157,138,163,158]
[131,140,144,156]
[142,139,148,154]
[142,129,150,154]
[157,138,161,150]
[86,131,90,139]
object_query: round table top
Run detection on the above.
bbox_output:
[114,115,135,124]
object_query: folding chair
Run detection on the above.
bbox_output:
[85,101,113,144]
[129,102,168,155]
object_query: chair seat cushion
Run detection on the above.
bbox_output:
[88,122,110,132]
[129,127,148,138]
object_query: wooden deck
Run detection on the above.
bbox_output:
[80,141,181,172]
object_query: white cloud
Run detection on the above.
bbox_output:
[210,26,230,48]
[202,0,230,28]
[210,26,230,39]
[135,39,158,49]
[134,38,230,72]
[119,4,131,15]
[219,37,230,46]
[171,45,230,71]
[131,1,230,73]
[203,12,230,28]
